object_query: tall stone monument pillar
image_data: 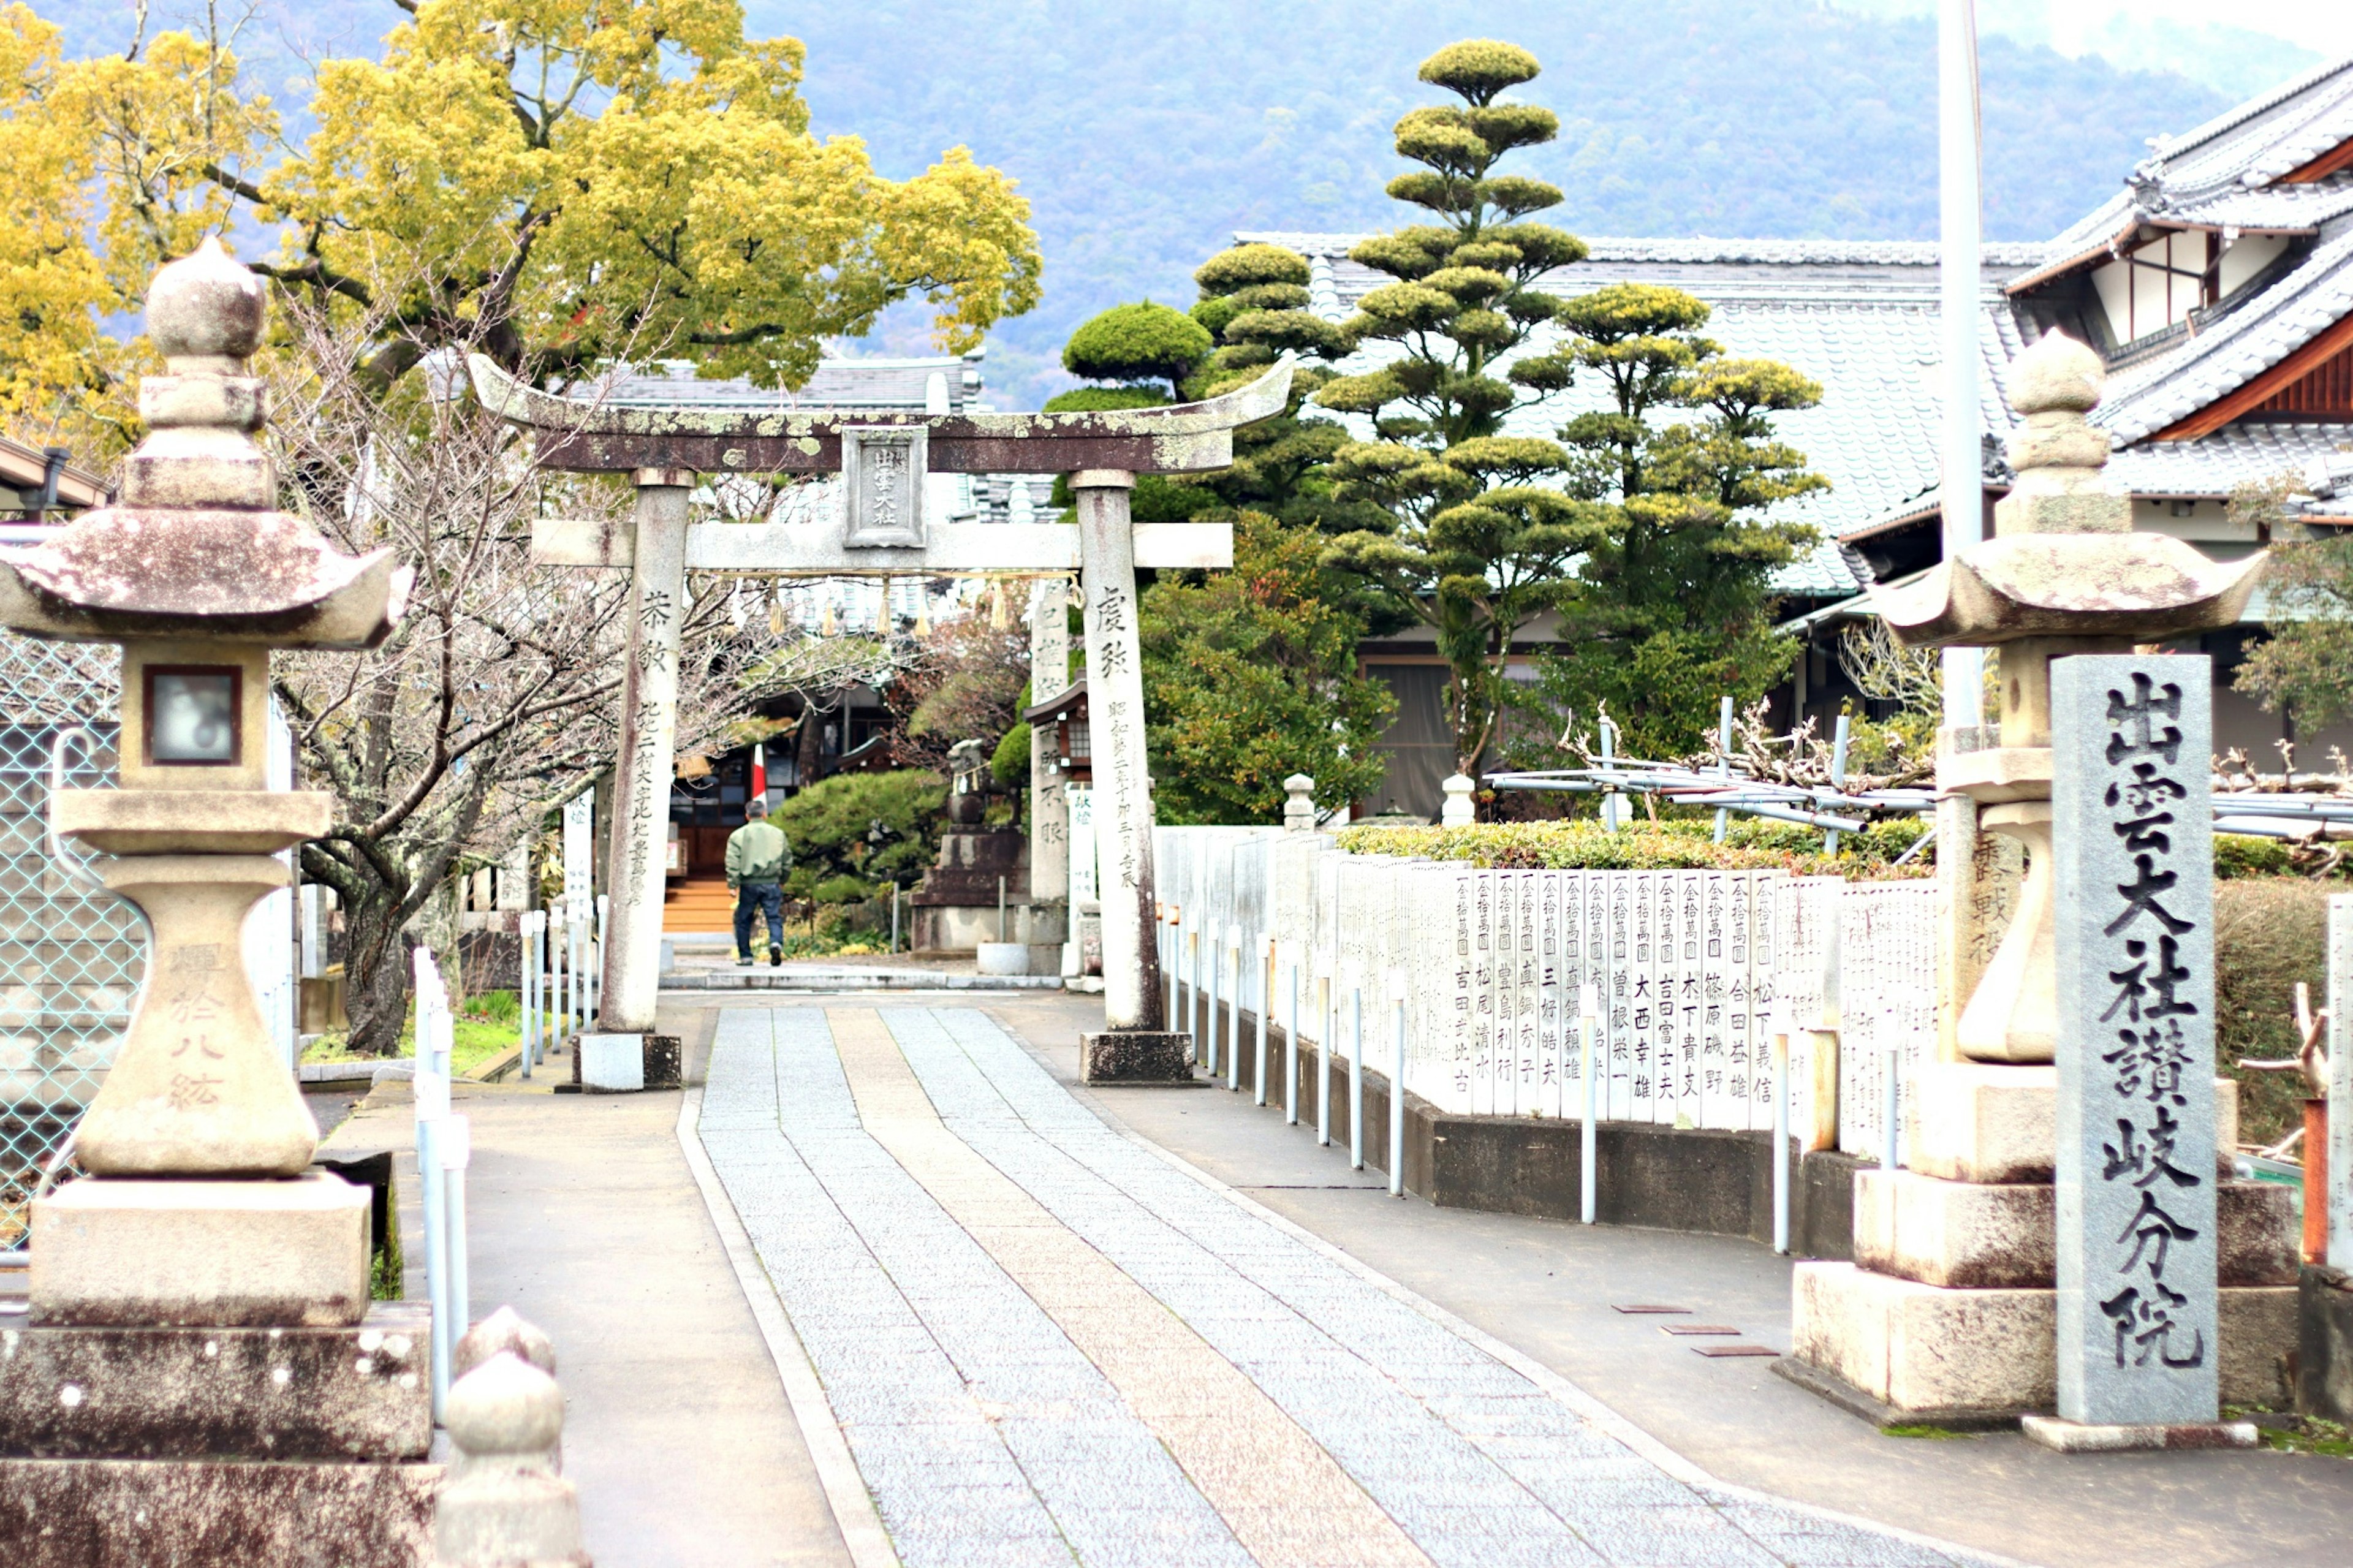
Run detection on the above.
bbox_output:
[0,241,434,1554]
[1785,334,2298,1430]
[2039,654,2230,1445]
[1072,471,1184,1080]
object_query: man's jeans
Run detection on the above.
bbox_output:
[735,881,785,959]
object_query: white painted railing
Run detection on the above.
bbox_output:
[1155,825,1938,1160]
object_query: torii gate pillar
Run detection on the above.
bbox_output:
[471,352,1290,1079]
[600,470,691,1035]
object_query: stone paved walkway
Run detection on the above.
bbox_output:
[699,1006,2007,1568]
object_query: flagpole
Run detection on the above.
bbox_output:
[1940,0,1985,724]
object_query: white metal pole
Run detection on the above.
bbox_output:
[1579,985,1599,1225]
[1881,1035,1902,1175]
[1188,927,1202,1063]
[1349,983,1364,1172]
[1285,959,1300,1125]
[519,913,536,1080]
[1713,695,1735,844]
[441,1112,471,1343]
[592,892,610,1026]
[1940,0,1986,725]
[1227,936,1241,1092]
[1164,910,1179,1034]
[1254,936,1270,1107]
[1825,713,1852,856]
[1599,719,1619,832]
[1390,987,1406,1199]
[1206,926,1222,1077]
[1773,1021,1792,1257]
[1317,974,1332,1147]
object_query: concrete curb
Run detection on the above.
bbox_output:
[661,971,1063,991]
[674,1084,900,1568]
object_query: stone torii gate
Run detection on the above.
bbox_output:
[469,355,1293,1080]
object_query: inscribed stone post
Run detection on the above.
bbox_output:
[1650,873,1676,1126]
[1608,874,1634,1120]
[1633,873,1660,1123]
[1679,872,1705,1123]
[597,474,689,1033]
[1064,784,1097,978]
[1701,873,1729,1129]
[2052,654,2219,1425]
[1450,869,1474,1105]
[1556,872,1583,1119]
[1029,578,1071,914]
[1072,472,1164,1032]
[1495,872,1519,1115]
[1538,872,1562,1117]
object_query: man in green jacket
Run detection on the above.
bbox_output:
[726,797,792,967]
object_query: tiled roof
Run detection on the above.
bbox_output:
[2094,220,2353,445]
[2106,422,2353,496]
[589,352,989,414]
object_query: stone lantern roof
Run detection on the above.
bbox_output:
[0,238,409,647]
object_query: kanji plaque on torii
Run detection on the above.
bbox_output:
[470,355,1294,1080]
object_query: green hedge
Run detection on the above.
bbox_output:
[1339,820,2334,882]
[1335,818,1933,878]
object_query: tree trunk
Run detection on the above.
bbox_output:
[797,699,826,786]
[341,882,414,1058]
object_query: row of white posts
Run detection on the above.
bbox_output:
[518,895,607,1075]
[411,949,472,1422]
[1156,827,1937,1246]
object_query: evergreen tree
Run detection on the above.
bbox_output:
[1526,289,1827,761]
[1310,40,1594,772]
[1313,39,1827,774]
[1184,243,1389,539]
[1140,513,1395,824]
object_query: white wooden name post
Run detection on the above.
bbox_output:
[469,356,1293,1080]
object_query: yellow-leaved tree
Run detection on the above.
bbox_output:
[0,4,129,452]
[12,0,1041,434]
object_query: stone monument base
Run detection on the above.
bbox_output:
[31,1173,370,1328]
[1853,1168,2297,1290]
[0,1300,431,1460]
[569,1031,682,1093]
[0,1454,437,1567]
[1790,1261,2297,1418]
[1080,1031,1197,1085]
[0,1300,436,1566]
[2018,1414,2258,1453]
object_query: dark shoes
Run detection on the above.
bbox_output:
[769,945,784,966]
[735,955,754,967]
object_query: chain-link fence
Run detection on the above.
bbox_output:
[0,632,143,1248]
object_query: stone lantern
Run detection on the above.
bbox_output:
[1784,333,2298,1422]
[0,242,425,1551]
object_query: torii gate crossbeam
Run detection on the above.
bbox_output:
[471,355,1294,1081]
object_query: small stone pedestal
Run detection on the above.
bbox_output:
[1080,1031,1196,1085]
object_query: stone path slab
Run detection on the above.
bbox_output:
[698,1005,2009,1568]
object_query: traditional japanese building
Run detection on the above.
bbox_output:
[1249,53,2353,817]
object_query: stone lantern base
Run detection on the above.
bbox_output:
[0,1297,438,1565]
[1785,1069,2303,1422]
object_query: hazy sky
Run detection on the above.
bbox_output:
[2039,0,2353,55]
[1843,1,2353,61]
